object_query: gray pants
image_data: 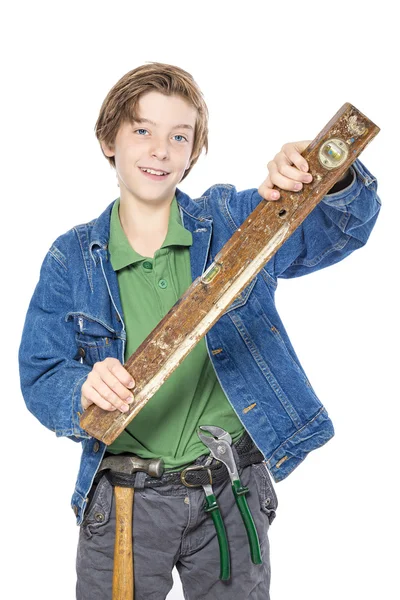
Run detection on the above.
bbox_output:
[76,461,278,600]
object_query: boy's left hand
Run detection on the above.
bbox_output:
[258,140,312,201]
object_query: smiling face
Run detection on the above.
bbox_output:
[101,91,197,208]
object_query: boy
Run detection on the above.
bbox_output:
[19,62,380,599]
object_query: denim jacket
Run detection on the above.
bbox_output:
[19,158,380,524]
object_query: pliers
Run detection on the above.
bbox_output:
[180,458,230,580]
[198,425,262,566]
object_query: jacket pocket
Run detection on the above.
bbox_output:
[67,312,118,365]
[251,462,278,525]
[260,312,309,381]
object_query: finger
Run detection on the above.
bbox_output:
[268,160,307,192]
[81,384,118,412]
[104,357,136,389]
[274,157,313,184]
[282,141,311,172]
[81,393,93,411]
[258,174,281,201]
[90,369,133,412]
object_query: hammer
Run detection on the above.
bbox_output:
[97,455,164,600]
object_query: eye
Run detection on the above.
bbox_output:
[135,128,149,135]
[173,134,188,142]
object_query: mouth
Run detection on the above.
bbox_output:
[139,167,170,179]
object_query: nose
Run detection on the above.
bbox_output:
[150,136,169,161]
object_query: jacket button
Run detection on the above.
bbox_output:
[78,347,86,358]
[93,441,100,453]
[116,312,121,322]
[73,505,78,516]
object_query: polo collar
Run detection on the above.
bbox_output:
[88,186,212,255]
[108,196,193,271]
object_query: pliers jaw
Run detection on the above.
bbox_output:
[198,425,233,445]
[197,426,238,481]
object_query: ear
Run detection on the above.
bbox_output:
[100,140,115,158]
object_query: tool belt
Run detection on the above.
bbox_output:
[103,431,263,489]
[99,428,265,584]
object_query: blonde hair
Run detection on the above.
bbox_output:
[95,62,209,181]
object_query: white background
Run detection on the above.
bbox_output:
[2,0,399,598]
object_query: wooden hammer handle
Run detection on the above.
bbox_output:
[113,486,135,600]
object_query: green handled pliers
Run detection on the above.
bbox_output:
[198,425,262,565]
[180,463,230,580]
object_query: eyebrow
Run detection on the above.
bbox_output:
[133,117,194,131]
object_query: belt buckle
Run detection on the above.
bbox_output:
[180,465,213,488]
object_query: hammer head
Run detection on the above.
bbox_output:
[99,455,164,478]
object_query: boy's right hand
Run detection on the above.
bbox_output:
[81,358,136,413]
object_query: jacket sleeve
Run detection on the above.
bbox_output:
[19,244,92,442]
[233,158,381,279]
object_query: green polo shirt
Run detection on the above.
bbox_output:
[106,196,244,469]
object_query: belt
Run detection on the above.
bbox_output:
[103,431,264,489]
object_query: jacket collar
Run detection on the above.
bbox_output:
[88,187,212,253]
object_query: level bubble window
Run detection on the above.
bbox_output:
[202,262,221,284]
[318,138,348,169]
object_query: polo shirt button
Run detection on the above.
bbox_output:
[143,261,153,270]
[158,279,168,289]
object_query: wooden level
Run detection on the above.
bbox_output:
[80,103,379,444]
